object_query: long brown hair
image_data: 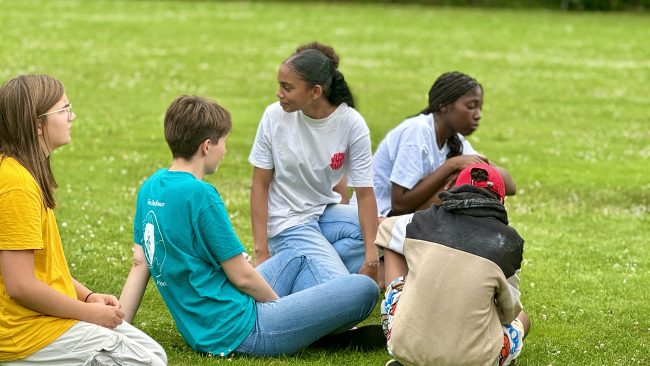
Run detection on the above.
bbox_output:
[0,75,65,209]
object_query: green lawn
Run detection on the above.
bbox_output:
[1,0,648,365]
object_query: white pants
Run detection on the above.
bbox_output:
[5,321,167,366]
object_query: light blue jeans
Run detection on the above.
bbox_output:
[268,204,365,292]
[234,247,378,356]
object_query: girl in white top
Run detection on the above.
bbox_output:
[355,71,516,217]
[249,43,379,286]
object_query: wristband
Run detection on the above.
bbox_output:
[367,261,380,267]
[84,292,95,302]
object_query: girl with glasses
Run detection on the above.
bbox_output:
[0,75,167,365]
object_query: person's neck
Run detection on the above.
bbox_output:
[169,157,205,180]
[301,99,337,120]
[433,112,454,149]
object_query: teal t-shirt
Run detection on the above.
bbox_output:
[134,169,255,355]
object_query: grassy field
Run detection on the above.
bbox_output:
[1,0,648,365]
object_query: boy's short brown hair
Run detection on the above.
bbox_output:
[164,95,232,159]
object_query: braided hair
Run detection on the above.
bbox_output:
[417,71,482,159]
[285,44,355,108]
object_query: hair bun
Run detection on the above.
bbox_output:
[295,42,340,68]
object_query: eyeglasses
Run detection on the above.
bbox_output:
[39,104,73,120]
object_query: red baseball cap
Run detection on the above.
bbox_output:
[454,163,505,202]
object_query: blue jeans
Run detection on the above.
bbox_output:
[234,248,378,356]
[268,204,365,292]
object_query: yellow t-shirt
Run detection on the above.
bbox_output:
[0,155,77,361]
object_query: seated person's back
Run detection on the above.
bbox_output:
[377,164,529,366]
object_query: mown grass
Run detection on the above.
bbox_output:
[1,1,648,365]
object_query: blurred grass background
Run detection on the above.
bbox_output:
[1,0,648,365]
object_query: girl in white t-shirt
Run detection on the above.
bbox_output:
[365,71,516,217]
[249,43,380,286]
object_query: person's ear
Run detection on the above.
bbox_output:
[200,139,211,155]
[35,118,44,136]
[440,105,449,113]
[311,85,322,100]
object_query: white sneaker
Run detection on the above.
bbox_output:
[385,359,403,366]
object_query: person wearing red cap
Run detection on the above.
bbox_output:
[455,162,507,202]
[375,163,530,366]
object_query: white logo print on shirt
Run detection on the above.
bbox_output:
[143,211,167,287]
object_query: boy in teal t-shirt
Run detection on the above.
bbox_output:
[120,95,379,357]
[132,168,255,353]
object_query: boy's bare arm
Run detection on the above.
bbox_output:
[221,254,279,302]
[119,245,151,323]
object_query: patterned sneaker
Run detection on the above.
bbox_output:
[385,359,404,366]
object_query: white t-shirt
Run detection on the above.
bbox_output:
[249,102,373,238]
[363,113,476,216]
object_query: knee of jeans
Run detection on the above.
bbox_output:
[350,275,379,312]
[343,226,364,241]
[333,237,364,255]
[318,217,361,232]
[275,239,312,259]
[268,253,309,284]
[281,246,308,261]
[320,206,362,226]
